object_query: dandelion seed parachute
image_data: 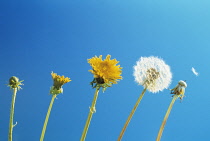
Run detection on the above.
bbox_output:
[191,67,199,76]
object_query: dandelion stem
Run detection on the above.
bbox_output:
[117,88,147,141]
[40,94,56,141]
[8,88,17,141]
[80,87,100,141]
[156,94,178,141]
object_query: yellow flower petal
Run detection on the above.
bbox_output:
[51,72,71,90]
[88,55,122,84]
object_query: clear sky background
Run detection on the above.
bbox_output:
[1,0,210,141]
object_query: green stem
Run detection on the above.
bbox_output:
[156,95,178,141]
[8,88,17,141]
[80,87,100,141]
[40,94,57,141]
[117,88,147,141]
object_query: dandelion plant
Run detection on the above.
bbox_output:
[8,76,23,141]
[118,56,172,141]
[156,80,187,141]
[40,72,71,141]
[80,55,122,141]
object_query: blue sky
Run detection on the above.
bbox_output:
[1,0,210,141]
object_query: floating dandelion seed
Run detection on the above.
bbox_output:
[191,67,199,76]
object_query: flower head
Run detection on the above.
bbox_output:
[170,80,187,100]
[133,56,172,93]
[88,55,122,91]
[8,76,24,90]
[50,72,71,95]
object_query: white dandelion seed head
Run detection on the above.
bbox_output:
[133,56,172,93]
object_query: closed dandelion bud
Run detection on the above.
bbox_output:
[8,76,23,140]
[9,76,19,87]
[171,80,187,99]
[156,80,187,141]
[8,76,24,90]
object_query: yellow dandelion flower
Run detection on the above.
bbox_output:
[50,72,71,95]
[88,55,122,90]
[40,72,71,141]
[80,55,122,141]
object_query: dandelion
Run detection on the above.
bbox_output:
[156,80,187,141]
[40,72,71,141]
[80,55,122,141]
[118,56,172,141]
[134,56,172,93]
[50,72,71,94]
[88,54,122,92]
[8,76,24,141]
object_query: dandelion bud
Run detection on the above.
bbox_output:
[9,76,19,87]
[170,80,187,99]
[8,76,24,90]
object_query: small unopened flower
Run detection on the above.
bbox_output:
[8,76,24,90]
[133,56,172,93]
[8,76,23,140]
[170,80,187,99]
[88,55,122,91]
[50,72,71,95]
